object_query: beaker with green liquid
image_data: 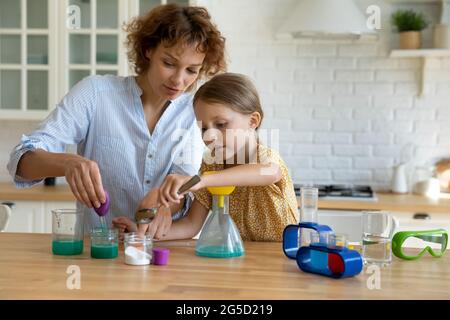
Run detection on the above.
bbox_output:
[195,173,245,258]
[52,209,84,255]
[90,228,119,259]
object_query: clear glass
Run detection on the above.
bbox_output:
[52,209,85,255]
[0,70,21,110]
[0,0,21,28]
[27,35,48,64]
[97,0,118,28]
[309,231,336,246]
[90,228,119,259]
[0,35,21,64]
[69,69,90,89]
[96,35,118,64]
[310,231,325,246]
[27,70,48,110]
[139,0,161,15]
[27,0,48,28]
[69,0,91,28]
[300,187,318,222]
[124,232,153,265]
[362,211,396,266]
[299,187,318,247]
[196,195,245,258]
[327,233,348,248]
[69,34,90,64]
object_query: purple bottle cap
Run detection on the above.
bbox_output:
[94,190,109,217]
[152,248,170,266]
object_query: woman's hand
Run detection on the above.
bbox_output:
[159,174,203,207]
[137,188,172,240]
[64,155,105,209]
[112,216,137,241]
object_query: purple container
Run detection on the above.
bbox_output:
[152,248,170,266]
[94,190,110,217]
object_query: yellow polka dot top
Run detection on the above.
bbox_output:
[193,144,299,242]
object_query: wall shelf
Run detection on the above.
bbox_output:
[390,49,450,96]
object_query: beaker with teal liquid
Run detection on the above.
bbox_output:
[90,228,119,259]
[196,173,245,258]
[52,209,84,255]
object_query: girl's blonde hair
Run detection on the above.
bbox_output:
[193,73,264,128]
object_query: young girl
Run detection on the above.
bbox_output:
[135,72,299,241]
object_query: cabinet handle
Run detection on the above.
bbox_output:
[413,213,430,220]
[1,201,15,209]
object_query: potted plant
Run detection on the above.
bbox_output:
[392,9,429,49]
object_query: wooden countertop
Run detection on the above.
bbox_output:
[0,182,75,201]
[316,193,450,213]
[0,233,449,299]
[2,182,450,213]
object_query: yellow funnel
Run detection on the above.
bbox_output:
[203,171,235,208]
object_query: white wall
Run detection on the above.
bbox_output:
[1,0,449,191]
[204,0,450,190]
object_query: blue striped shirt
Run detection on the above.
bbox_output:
[7,75,204,232]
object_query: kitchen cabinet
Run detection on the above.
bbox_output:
[1,199,76,233]
[0,0,190,120]
[318,209,450,243]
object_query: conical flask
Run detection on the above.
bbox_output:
[196,181,245,258]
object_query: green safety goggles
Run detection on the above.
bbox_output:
[392,229,448,260]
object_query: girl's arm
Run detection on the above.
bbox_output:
[201,163,282,188]
[159,199,209,240]
[158,163,282,207]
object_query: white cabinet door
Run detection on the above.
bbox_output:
[317,210,363,242]
[1,200,76,233]
[1,201,45,233]
[317,209,450,247]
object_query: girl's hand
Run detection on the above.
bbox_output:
[159,174,203,207]
[112,216,137,241]
[137,188,172,240]
[64,155,105,209]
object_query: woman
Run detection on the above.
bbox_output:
[7,4,226,238]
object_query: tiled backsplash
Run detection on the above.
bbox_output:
[1,0,449,191]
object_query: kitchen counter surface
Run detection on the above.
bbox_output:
[0,182,75,201]
[2,182,450,213]
[0,233,448,299]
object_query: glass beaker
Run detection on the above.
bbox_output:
[362,211,397,266]
[124,232,153,265]
[196,193,245,258]
[52,209,84,255]
[299,187,319,247]
[327,233,348,249]
[90,228,119,259]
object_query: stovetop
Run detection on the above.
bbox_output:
[294,184,376,201]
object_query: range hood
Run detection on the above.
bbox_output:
[277,0,377,40]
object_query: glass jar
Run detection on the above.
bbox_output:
[90,228,119,259]
[124,232,153,265]
[52,209,84,255]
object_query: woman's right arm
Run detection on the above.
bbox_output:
[7,76,104,208]
[17,150,105,208]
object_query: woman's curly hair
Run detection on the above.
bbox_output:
[124,4,227,90]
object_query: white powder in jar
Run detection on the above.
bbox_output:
[125,246,152,265]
